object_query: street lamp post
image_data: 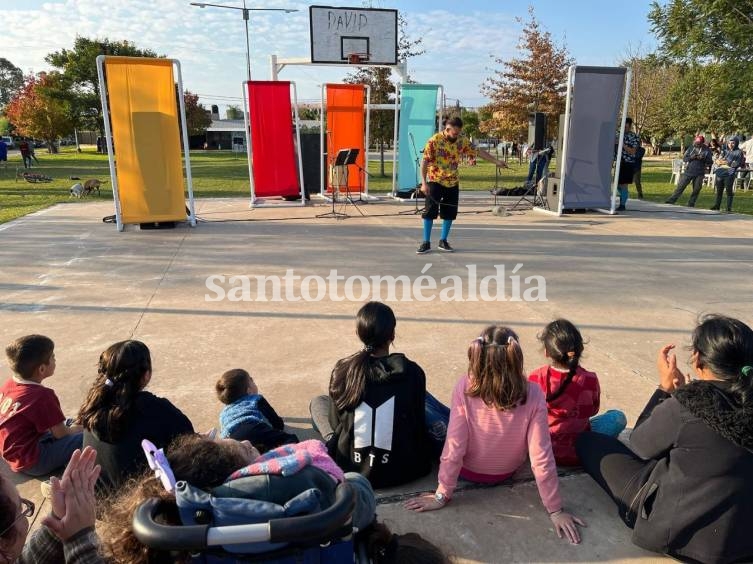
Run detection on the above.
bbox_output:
[189,1,298,82]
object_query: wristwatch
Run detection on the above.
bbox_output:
[434,492,447,505]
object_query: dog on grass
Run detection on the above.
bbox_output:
[83,178,105,196]
[69,183,85,198]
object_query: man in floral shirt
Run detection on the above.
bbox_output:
[417,117,507,254]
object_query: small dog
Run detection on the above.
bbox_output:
[69,183,85,198]
[83,178,104,196]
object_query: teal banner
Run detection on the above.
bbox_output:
[397,84,439,192]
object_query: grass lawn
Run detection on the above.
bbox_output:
[2,148,753,225]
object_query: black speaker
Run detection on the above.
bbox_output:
[528,112,547,151]
[299,132,323,195]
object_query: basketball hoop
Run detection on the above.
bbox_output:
[347,53,369,65]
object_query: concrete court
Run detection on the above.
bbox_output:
[1,194,752,563]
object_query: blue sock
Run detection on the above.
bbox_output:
[618,186,628,206]
[423,218,433,243]
[440,219,453,241]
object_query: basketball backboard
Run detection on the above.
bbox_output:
[309,5,398,65]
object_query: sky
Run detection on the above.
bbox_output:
[2,0,658,114]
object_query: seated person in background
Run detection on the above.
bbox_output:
[100,434,378,564]
[79,340,194,493]
[529,319,626,466]
[309,301,440,489]
[216,368,298,452]
[0,335,83,477]
[576,315,753,564]
[0,446,105,563]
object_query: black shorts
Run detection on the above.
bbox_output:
[618,161,635,185]
[422,182,459,220]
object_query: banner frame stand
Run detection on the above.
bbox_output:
[243,80,306,208]
[391,84,444,200]
[318,83,371,202]
[555,65,631,216]
[96,55,196,232]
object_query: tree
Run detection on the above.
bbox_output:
[649,1,753,134]
[226,105,243,120]
[461,108,481,140]
[5,74,73,152]
[344,13,425,176]
[621,51,680,154]
[183,90,211,135]
[45,37,159,138]
[481,8,572,142]
[0,58,23,109]
[298,104,320,121]
[649,0,753,65]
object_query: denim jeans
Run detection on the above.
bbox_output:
[23,431,83,477]
[424,392,450,458]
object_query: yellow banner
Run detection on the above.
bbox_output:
[105,57,186,224]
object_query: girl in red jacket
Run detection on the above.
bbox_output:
[529,319,626,466]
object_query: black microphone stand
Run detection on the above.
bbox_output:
[398,132,426,215]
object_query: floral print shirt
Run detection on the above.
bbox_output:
[423,133,477,187]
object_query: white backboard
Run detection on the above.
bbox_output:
[310,5,398,65]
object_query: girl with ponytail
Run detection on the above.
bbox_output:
[78,340,193,493]
[310,302,439,489]
[529,319,626,466]
[406,325,585,545]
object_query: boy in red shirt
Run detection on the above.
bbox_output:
[0,335,82,476]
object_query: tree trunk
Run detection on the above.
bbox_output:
[380,139,386,177]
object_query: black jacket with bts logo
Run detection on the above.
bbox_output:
[326,353,432,489]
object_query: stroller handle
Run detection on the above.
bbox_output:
[132,481,356,551]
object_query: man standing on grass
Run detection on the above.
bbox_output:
[417,117,507,254]
[665,135,713,208]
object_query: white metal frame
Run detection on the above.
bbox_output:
[390,84,444,198]
[243,80,306,208]
[319,83,371,200]
[556,65,631,216]
[96,55,196,232]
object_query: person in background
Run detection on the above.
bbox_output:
[711,136,745,212]
[616,117,640,211]
[665,135,713,207]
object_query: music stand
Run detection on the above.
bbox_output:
[316,149,350,219]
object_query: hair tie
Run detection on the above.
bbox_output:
[104,378,114,387]
[742,366,753,377]
[363,345,374,352]
[567,351,575,359]
[507,336,517,346]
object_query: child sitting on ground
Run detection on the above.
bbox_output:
[405,325,584,544]
[528,319,626,466]
[216,369,298,452]
[80,340,194,492]
[0,335,83,476]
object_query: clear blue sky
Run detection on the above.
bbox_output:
[3,0,658,112]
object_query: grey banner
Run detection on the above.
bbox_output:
[561,68,626,209]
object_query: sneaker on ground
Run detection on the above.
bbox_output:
[416,241,431,254]
[616,205,626,211]
[438,239,454,252]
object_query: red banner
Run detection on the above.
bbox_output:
[247,81,300,198]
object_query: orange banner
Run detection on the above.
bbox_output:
[326,84,366,193]
[105,57,186,224]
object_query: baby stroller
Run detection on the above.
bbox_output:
[133,440,364,563]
